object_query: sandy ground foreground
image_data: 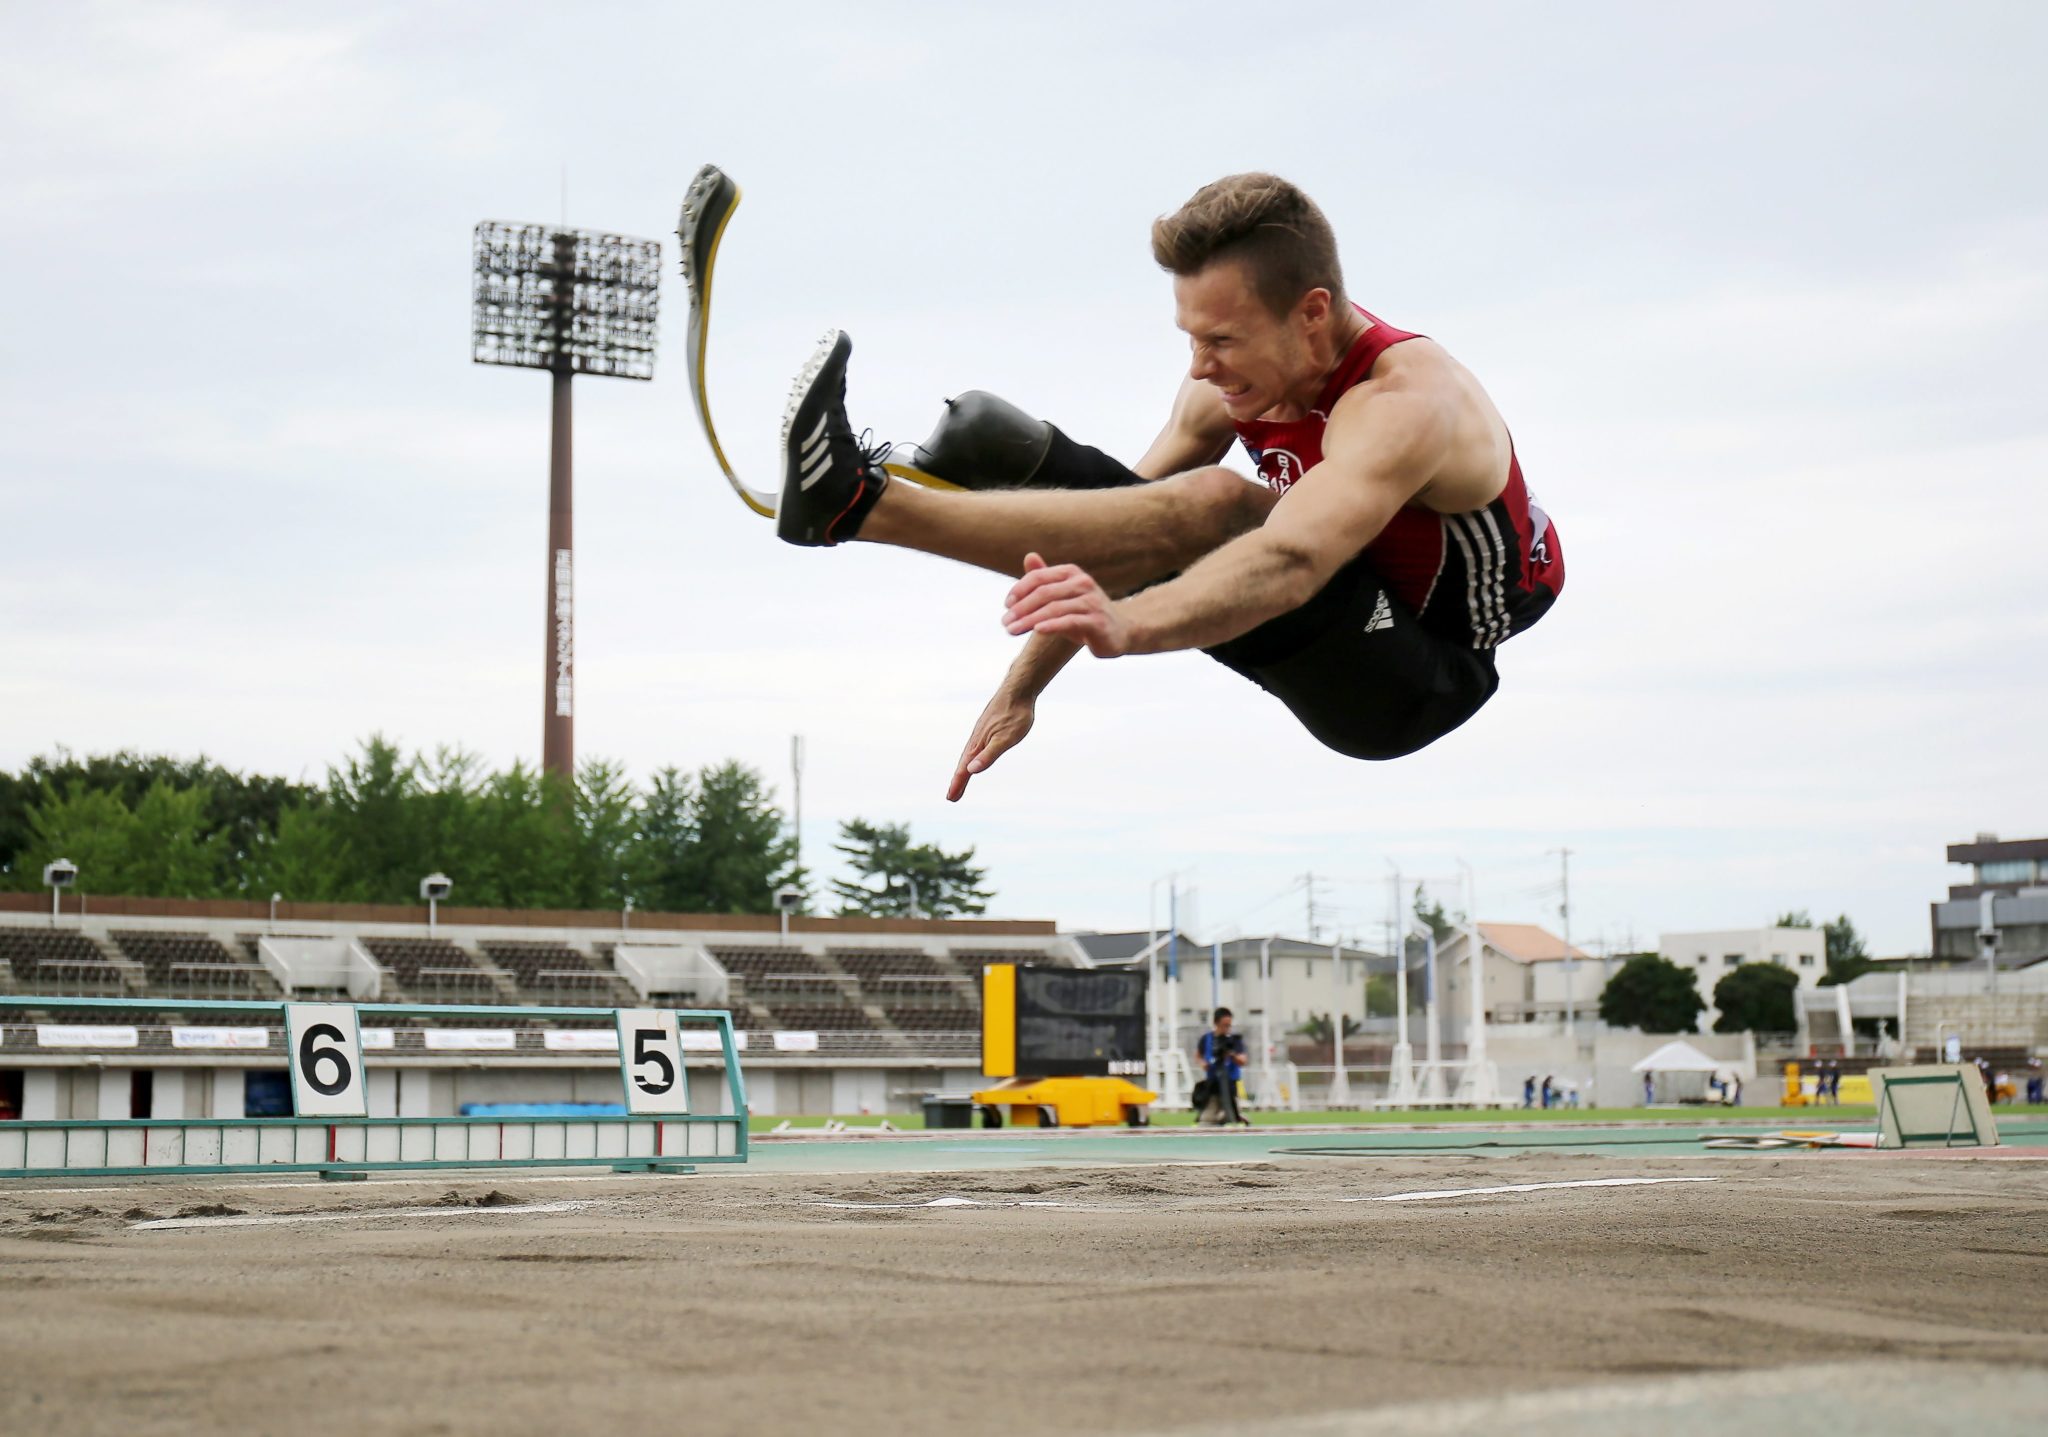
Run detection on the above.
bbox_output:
[2,1150,2046,1436]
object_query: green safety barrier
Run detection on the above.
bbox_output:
[0,996,747,1180]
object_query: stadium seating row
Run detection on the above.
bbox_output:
[0,926,1061,1048]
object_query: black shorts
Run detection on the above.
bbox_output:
[1031,427,1498,760]
[1203,555,1499,761]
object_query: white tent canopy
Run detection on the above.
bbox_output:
[1631,1040,1724,1074]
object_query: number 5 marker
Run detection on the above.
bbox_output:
[615,1009,690,1115]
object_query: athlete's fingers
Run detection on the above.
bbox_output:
[1029,612,1099,644]
[1002,576,1096,627]
[949,730,987,802]
[1021,551,1048,573]
[1006,595,1103,636]
[1005,562,1087,608]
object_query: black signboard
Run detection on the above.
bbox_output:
[1014,967,1148,1078]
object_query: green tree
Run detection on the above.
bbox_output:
[1712,962,1799,1033]
[633,766,698,912]
[121,781,224,898]
[1414,884,1459,943]
[468,763,579,909]
[322,736,423,902]
[1776,909,1813,929]
[676,762,801,913]
[1598,953,1705,1033]
[1363,972,1396,1016]
[1819,914,1874,986]
[568,758,639,910]
[1,749,307,890]
[1297,1012,1364,1043]
[622,761,803,915]
[12,784,140,894]
[832,818,992,918]
[245,804,352,902]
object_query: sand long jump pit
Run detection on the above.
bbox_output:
[3,1128,2046,1436]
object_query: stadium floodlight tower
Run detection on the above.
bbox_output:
[472,221,661,778]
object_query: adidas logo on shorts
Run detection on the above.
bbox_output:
[1364,590,1394,634]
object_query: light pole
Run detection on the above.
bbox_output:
[1326,938,1353,1108]
[420,873,452,934]
[43,859,77,926]
[622,895,634,933]
[268,891,282,934]
[790,734,805,876]
[472,221,660,778]
[774,884,803,945]
[1148,869,1192,1060]
[1551,847,1576,1040]
[1259,935,1276,1106]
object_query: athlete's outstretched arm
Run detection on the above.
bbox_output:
[948,380,1238,800]
[1003,379,1456,657]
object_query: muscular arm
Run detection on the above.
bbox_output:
[993,376,1240,697]
[950,379,1236,799]
[1131,374,1237,481]
[1009,372,1459,657]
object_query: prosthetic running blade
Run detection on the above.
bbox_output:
[675,163,954,521]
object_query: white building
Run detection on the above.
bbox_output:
[1436,922,1598,1039]
[1659,926,1826,1025]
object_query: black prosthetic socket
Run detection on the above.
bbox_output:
[1035,426,1148,491]
[906,389,1145,492]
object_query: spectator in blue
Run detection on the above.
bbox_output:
[1523,1075,1537,1109]
[2025,1058,2042,1106]
[1195,1008,1249,1126]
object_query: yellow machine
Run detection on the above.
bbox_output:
[971,963,1156,1128]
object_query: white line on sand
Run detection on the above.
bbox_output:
[1342,1176,1718,1203]
[131,1200,594,1231]
[807,1196,1080,1210]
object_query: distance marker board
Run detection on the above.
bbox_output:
[983,964,1147,1078]
[615,1008,691,1114]
[284,1003,368,1118]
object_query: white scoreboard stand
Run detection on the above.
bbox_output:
[285,1003,369,1119]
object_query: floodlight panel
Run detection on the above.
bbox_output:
[472,222,661,380]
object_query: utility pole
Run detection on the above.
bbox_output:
[1303,872,1320,941]
[1552,847,1575,1040]
[790,734,805,879]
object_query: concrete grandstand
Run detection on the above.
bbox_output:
[0,894,1084,1122]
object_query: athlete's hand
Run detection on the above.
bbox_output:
[948,688,1034,802]
[1002,552,1131,658]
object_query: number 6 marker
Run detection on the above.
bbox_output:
[615,1009,689,1115]
[285,1003,368,1118]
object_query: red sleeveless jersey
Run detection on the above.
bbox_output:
[1231,307,1564,649]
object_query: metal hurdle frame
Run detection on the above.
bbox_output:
[0,997,748,1180]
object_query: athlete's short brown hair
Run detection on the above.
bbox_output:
[1151,173,1345,317]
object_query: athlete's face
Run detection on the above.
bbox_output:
[1175,260,1325,420]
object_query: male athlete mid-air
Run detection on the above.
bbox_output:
[774,173,1564,799]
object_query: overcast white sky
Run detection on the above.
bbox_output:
[3,2,2043,954]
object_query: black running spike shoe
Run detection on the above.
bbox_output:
[778,329,893,546]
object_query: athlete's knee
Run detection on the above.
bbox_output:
[1168,465,1272,533]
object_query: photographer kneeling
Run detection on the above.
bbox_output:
[1193,1007,1250,1126]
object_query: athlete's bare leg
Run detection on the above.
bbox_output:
[858,466,1277,589]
